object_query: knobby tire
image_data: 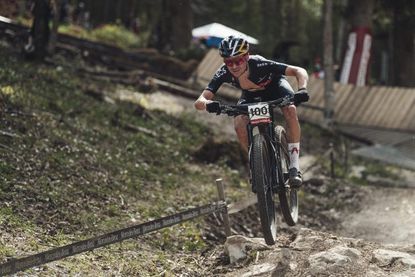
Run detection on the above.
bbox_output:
[252,133,277,245]
[276,126,298,226]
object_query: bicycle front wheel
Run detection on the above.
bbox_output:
[252,133,277,245]
[276,126,298,226]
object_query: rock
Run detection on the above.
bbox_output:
[240,263,277,277]
[224,235,271,264]
[290,228,330,251]
[372,249,415,268]
[391,269,415,277]
[223,229,415,277]
[308,245,362,275]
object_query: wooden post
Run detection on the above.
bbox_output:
[343,139,349,176]
[330,143,335,179]
[216,178,231,237]
[323,0,335,128]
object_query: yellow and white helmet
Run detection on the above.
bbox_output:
[218,35,249,58]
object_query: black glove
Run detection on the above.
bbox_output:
[206,101,221,114]
[294,88,309,106]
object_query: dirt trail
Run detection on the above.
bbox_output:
[339,185,415,246]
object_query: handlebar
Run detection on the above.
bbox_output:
[213,91,309,117]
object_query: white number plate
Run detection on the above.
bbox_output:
[248,103,271,124]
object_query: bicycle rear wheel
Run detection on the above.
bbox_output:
[275,126,298,226]
[252,133,277,245]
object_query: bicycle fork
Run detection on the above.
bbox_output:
[247,124,280,194]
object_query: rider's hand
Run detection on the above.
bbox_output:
[206,101,221,114]
[294,88,309,106]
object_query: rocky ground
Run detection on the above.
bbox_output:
[144,90,415,276]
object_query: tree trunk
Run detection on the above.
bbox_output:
[392,1,415,86]
[32,0,51,60]
[260,0,277,55]
[151,0,192,53]
[349,0,374,28]
[323,0,335,127]
[48,0,60,55]
[167,0,193,51]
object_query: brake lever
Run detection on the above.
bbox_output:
[279,96,293,107]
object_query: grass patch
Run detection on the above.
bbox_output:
[0,43,244,275]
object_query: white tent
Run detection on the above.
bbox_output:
[192,22,259,45]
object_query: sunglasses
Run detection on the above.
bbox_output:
[224,55,247,67]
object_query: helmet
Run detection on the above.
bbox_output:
[218,36,249,58]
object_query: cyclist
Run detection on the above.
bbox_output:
[194,35,309,188]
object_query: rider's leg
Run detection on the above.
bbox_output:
[281,104,302,187]
[234,115,249,154]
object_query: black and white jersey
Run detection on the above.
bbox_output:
[205,55,288,94]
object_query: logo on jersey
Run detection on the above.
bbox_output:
[257,62,269,67]
[214,67,227,79]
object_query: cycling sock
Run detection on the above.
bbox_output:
[288,143,300,170]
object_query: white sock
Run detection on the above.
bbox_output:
[288,143,300,170]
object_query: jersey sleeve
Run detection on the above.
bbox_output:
[205,65,231,94]
[269,60,288,76]
[254,55,288,76]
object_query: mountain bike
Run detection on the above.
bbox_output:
[208,92,308,245]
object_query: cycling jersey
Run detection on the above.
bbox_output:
[205,55,294,104]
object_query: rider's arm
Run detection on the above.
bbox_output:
[285,65,309,90]
[194,89,215,110]
[195,65,230,110]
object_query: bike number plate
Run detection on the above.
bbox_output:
[248,103,271,124]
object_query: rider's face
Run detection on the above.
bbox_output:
[224,54,248,76]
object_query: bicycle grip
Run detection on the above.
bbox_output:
[206,101,221,114]
[294,91,309,104]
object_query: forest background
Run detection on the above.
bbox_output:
[1,0,414,87]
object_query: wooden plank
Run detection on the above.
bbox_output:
[196,49,218,80]
[301,79,323,122]
[366,87,395,127]
[395,89,415,130]
[344,86,375,125]
[333,83,353,110]
[309,78,324,107]
[358,86,389,127]
[338,86,366,124]
[372,87,399,127]
[332,83,354,124]
[335,86,364,124]
[400,96,415,131]
[335,86,362,123]
[352,87,383,126]
[307,78,327,123]
[352,87,380,126]
[380,87,406,128]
